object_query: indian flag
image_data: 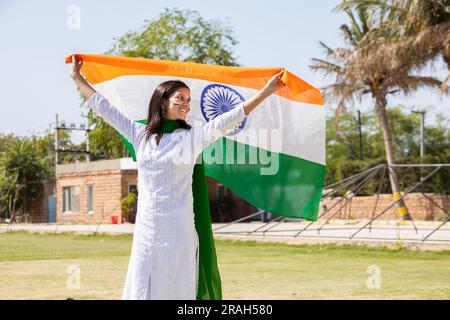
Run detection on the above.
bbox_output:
[65,54,325,221]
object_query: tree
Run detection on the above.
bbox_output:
[107,8,239,65]
[311,4,447,219]
[0,134,20,153]
[325,107,450,195]
[0,140,50,220]
[31,129,83,170]
[86,8,240,159]
[337,0,450,89]
[87,112,126,160]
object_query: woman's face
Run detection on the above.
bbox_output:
[164,87,191,120]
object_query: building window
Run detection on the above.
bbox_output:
[63,187,71,212]
[62,186,81,213]
[87,185,93,213]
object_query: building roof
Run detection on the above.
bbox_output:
[56,158,137,175]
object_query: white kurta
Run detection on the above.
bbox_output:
[87,92,246,300]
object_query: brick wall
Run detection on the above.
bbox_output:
[320,192,450,221]
[26,181,55,223]
[56,170,123,224]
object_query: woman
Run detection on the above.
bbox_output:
[71,56,285,300]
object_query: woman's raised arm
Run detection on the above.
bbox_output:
[70,56,96,100]
[242,69,286,116]
[70,56,141,148]
[189,69,286,158]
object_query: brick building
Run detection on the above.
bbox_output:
[55,158,252,224]
[56,158,137,224]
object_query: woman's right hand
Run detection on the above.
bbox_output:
[261,69,286,95]
[69,55,96,99]
[71,55,83,79]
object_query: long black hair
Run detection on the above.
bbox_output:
[143,80,192,142]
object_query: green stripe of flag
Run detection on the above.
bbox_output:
[202,137,325,221]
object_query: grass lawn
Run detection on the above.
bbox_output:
[0,231,449,299]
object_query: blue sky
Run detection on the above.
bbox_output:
[0,0,448,140]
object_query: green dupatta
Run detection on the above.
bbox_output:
[160,119,222,300]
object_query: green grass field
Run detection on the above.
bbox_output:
[0,231,449,299]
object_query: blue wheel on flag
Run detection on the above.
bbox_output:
[200,84,247,136]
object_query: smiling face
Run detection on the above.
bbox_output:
[164,87,191,121]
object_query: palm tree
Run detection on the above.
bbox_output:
[311,5,446,220]
[337,0,450,89]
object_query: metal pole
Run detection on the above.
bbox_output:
[412,110,425,181]
[48,123,51,170]
[419,111,425,183]
[86,115,90,163]
[420,112,425,159]
[357,109,363,160]
[55,113,59,166]
[213,210,265,232]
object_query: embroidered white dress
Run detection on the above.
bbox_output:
[87,92,246,300]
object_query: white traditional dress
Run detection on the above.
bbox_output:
[87,92,246,300]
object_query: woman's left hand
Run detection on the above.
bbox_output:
[262,69,286,95]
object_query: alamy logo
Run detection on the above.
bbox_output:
[200,84,247,136]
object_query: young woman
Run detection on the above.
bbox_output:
[71,56,285,300]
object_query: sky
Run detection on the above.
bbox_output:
[0,0,448,142]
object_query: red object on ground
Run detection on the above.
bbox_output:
[111,216,119,224]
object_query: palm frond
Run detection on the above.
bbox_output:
[318,41,335,56]
[344,10,362,43]
[441,73,450,92]
[344,21,450,82]
[334,0,407,16]
[385,75,445,95]
[310,58,342,74]
[340,23,357,46]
